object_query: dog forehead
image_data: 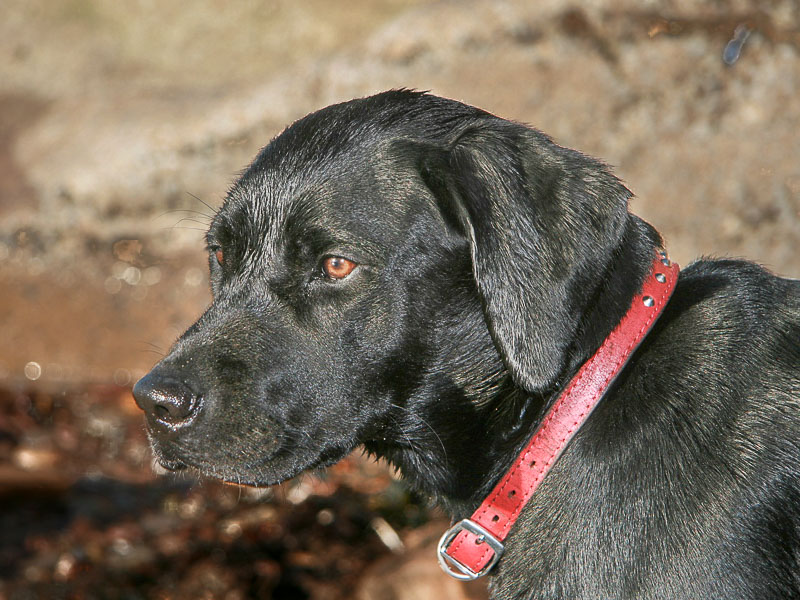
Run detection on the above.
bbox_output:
[212,171,292,255]
[219,146,422,253]
[212,91,483,251]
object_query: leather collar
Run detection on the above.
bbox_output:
[438,250,680,580]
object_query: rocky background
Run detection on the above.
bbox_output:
[0,0,798,598]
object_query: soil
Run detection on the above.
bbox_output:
[0,384,446,600]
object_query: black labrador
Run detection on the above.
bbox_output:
[133,91,800,599]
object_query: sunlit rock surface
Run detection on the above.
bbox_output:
[1,0,798,386]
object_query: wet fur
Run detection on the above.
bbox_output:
[136,91,800,599]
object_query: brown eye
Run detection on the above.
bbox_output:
[322,256,357,280]
[214,248,224,266]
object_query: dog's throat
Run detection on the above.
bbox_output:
[438,250,680,581]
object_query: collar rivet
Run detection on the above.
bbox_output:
[439,251,679,580]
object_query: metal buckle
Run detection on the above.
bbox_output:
[437,519,504,581]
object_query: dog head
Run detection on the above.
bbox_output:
[133,90,634,487]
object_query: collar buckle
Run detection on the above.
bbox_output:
[437,519,504,580]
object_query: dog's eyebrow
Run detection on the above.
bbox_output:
[281,204,385,268]
[282,187,353,242]
[205,220,224,251]
[205,209,234,248]
[205,223,221,246]
[283,191,318,233]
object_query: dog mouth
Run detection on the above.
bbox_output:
[150,456,265,489]
[143,413,360,487]
[145,429,190,473]
[153,456,189,472]
[147,439,357,489]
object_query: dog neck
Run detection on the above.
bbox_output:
[439,246,679,579]
[366,217,664,518]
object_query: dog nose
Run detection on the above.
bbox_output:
[133,372,200,427]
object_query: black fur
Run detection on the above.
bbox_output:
[133,91,800,599]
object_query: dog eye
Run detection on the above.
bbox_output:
[212,247,224,266]
[321,256,357,280]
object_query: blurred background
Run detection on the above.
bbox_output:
[0,0,798,598]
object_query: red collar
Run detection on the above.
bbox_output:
[438,251,680,580]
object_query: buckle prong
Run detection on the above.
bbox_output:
[437,519,504,581]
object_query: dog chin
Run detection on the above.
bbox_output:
[148,435,356,488]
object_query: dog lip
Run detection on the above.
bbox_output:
[146,432,190,473]
[152,456,189,473]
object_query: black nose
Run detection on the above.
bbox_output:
[133,371,200,427]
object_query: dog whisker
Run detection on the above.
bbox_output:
[131,91,800,597]
[388,403,448,466]
[156,208,215,222]
[186,191,219,219]
[173,216,214,229]
[163,225,209,233]
[386,414,419,452]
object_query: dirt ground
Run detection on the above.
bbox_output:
[0,384,461,600]
[0,1,798,598]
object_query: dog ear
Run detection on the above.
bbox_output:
[418,119,631,392]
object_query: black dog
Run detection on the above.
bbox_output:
[134,91,800,599]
